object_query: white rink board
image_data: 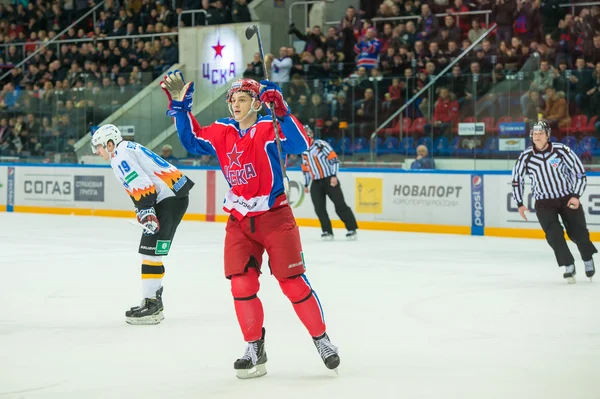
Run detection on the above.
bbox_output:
[14,165,129,209]
[9,166,208,214]
[0,166,6,207]
[4,165,600,235]
[177,169,207,214]
[485,174,600,230]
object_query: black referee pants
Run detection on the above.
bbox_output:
[310,176,358,234]
[535,196,597,266]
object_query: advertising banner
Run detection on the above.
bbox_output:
[458,122,485,136]
[355,177,383,214]
[498,138,526,151]
[470,174,484,235]
[179,23,271,95]
[15,167,115,208]
[11,166,207,214]
[498,122,527,136]
[381,173,471,225]
[484,174,600,231]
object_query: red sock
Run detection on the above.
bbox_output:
[231,268,264,342]
[279,275,326,337]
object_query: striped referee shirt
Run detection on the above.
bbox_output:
[511,142,587,207]
[301,139,340,187]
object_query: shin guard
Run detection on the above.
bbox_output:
[279,275,326,338]
[231,267,264,342]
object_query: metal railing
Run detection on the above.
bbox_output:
[325,9,492,30]
[0,0,106,82]
[560,1,600,14]
[0,32,178,58]
[288,0,335,44]
[368,23,498,161]
[372,10,491,31]
[177,9,209,27]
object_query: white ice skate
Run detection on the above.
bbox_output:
[563,264,576,284]
[234,328,267,379]
[321,232,334,241]
[584,259,595,281]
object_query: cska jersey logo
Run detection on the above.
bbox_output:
[225,144,257,186]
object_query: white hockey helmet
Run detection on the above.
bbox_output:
[91,124,123,154]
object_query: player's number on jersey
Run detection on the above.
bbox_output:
[140,146,170,168]
[117,161,130,175]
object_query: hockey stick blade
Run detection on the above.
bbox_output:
[245,24,258,40]
[129,220,155,235]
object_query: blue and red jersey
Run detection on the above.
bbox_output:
[173,112,309,220]
[354,37,381,69]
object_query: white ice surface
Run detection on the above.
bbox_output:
[0,213,599,399]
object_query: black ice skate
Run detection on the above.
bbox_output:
[563,265,576,284]
[313,332,340,373]
[321,232,334,241]
[584,259,595,280]
[345,230,357,240]
[234,327,267,379]
[125,287,164,325]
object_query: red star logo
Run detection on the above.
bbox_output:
[212,39,225,59]
[227,143,243,168]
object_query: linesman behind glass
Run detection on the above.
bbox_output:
[511,121,596,283]
[300,126,358,240]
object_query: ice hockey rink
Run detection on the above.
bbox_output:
[1,213,599,399]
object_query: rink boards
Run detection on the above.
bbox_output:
[2,164,600,239]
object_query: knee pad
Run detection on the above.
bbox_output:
[231,268,260,301]
[278,275,313,304]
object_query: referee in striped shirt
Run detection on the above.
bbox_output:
[512,121,596,283]
[301,126,358,240]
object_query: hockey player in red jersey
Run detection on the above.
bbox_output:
[160,71,340,378]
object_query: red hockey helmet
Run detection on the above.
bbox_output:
[226,78,261,103]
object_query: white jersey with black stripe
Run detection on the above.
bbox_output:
[301,140,340,187]
[511,142,587,206]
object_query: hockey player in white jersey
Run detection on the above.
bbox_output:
[91,124,194,325]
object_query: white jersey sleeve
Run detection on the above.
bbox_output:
[111,141,193,209]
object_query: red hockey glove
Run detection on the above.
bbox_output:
[259,80,290,118]
[136,207,160,235]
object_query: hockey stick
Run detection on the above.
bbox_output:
[129,220,155,235]
[245,24,290,199]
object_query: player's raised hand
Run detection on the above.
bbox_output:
[518,205,529,221]
[161,69,186,100]
[259,80,290,118]
[161,69,194,115]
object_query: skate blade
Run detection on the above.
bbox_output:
[235,364,267,379]
[321,236,334,241]
[346,235,357,241]
[586,272,595,281]
[565,276,577,284]
[126,312,165,325]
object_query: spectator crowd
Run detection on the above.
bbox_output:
[242,0,600,162]
[2,0,600,162]
[0,0,252,158]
